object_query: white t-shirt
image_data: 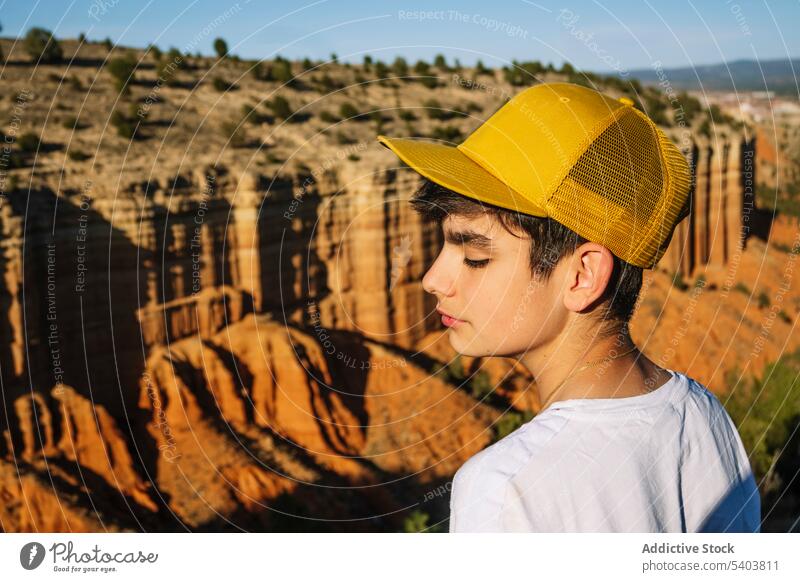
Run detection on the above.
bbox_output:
[449,368,761,532]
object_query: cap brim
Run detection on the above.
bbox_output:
[377,135,547,217]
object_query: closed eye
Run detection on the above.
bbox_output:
[463,258,490,269]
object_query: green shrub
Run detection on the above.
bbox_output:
[671,271,689,291]
[24,27,63,63]
[148,43,162,61]
[435,358,495,399]
[419,77,439,89]
[110,110,136,139]
[221,119,247,147]
[724,349,800,500]
[423,99,453,120]
[756,181,800,218]
[335,131,356,145]
[758,291,771,309]
[68,150,91,162]
[494,410,535,441]
[676,92,702,125]
[444,356,465,382]
[374,61,389,79]
[258,56,295,84]
[240,103,266,124]
[430,125,462,142]
[5,174,19,192]
[402,509,443,533]
[698,118,712,137]
[212,76,236,92]
[315,73,341,92]
[474,60,491,76]
[62,116,81,130]
[319,110,339,123]
[166,47,182,61]
[16,133,40,153]
[414,60,430,75]
[642,92,671,126]
[708,103,736,126]
[369,110,385,131]
[464,102,483,114]
[398,110,416,122]
[267,96,293,120]
[392,56,408,77]
[213,37,228,59]
[469,371,494,399]
[107,55,137,93]
[154,51,185,86]
[129,101,149,123]
[339,102,360,120]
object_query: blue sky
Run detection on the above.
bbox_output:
[0,0,797,72]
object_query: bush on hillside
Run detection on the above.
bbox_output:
[23,27,63,63]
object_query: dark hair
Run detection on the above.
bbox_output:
[410,179,643,336]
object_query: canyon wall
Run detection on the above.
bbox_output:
[661,132,760,281]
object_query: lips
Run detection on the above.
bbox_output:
[436,307,464,328]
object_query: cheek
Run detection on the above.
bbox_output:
[473,273,540,331]
[496,284,539,333]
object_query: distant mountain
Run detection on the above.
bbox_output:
[619,58,800,95]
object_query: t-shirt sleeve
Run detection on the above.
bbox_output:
[500,474,549,532]
[682,388,762,532]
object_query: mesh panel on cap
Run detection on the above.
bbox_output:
[546,106,687,268]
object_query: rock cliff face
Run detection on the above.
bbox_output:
[661,132,772,282]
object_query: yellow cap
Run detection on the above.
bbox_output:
[377,82,692,269]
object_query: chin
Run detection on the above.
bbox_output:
[447,334,488,358]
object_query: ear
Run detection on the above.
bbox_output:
[562,242,615,313]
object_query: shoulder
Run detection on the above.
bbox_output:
[679,372,742,436]
[453,410,570,492]
[449,411,571,532]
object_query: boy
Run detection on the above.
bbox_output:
[377,82,761,532]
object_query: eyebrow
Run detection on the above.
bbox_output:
[443,228,494,250]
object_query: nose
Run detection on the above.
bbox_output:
[421,251,455,298]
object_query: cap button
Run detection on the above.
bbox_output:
[618,96,635,106]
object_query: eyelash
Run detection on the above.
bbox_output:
[463,258,490,269]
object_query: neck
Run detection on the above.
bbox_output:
[519,325,670,412]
